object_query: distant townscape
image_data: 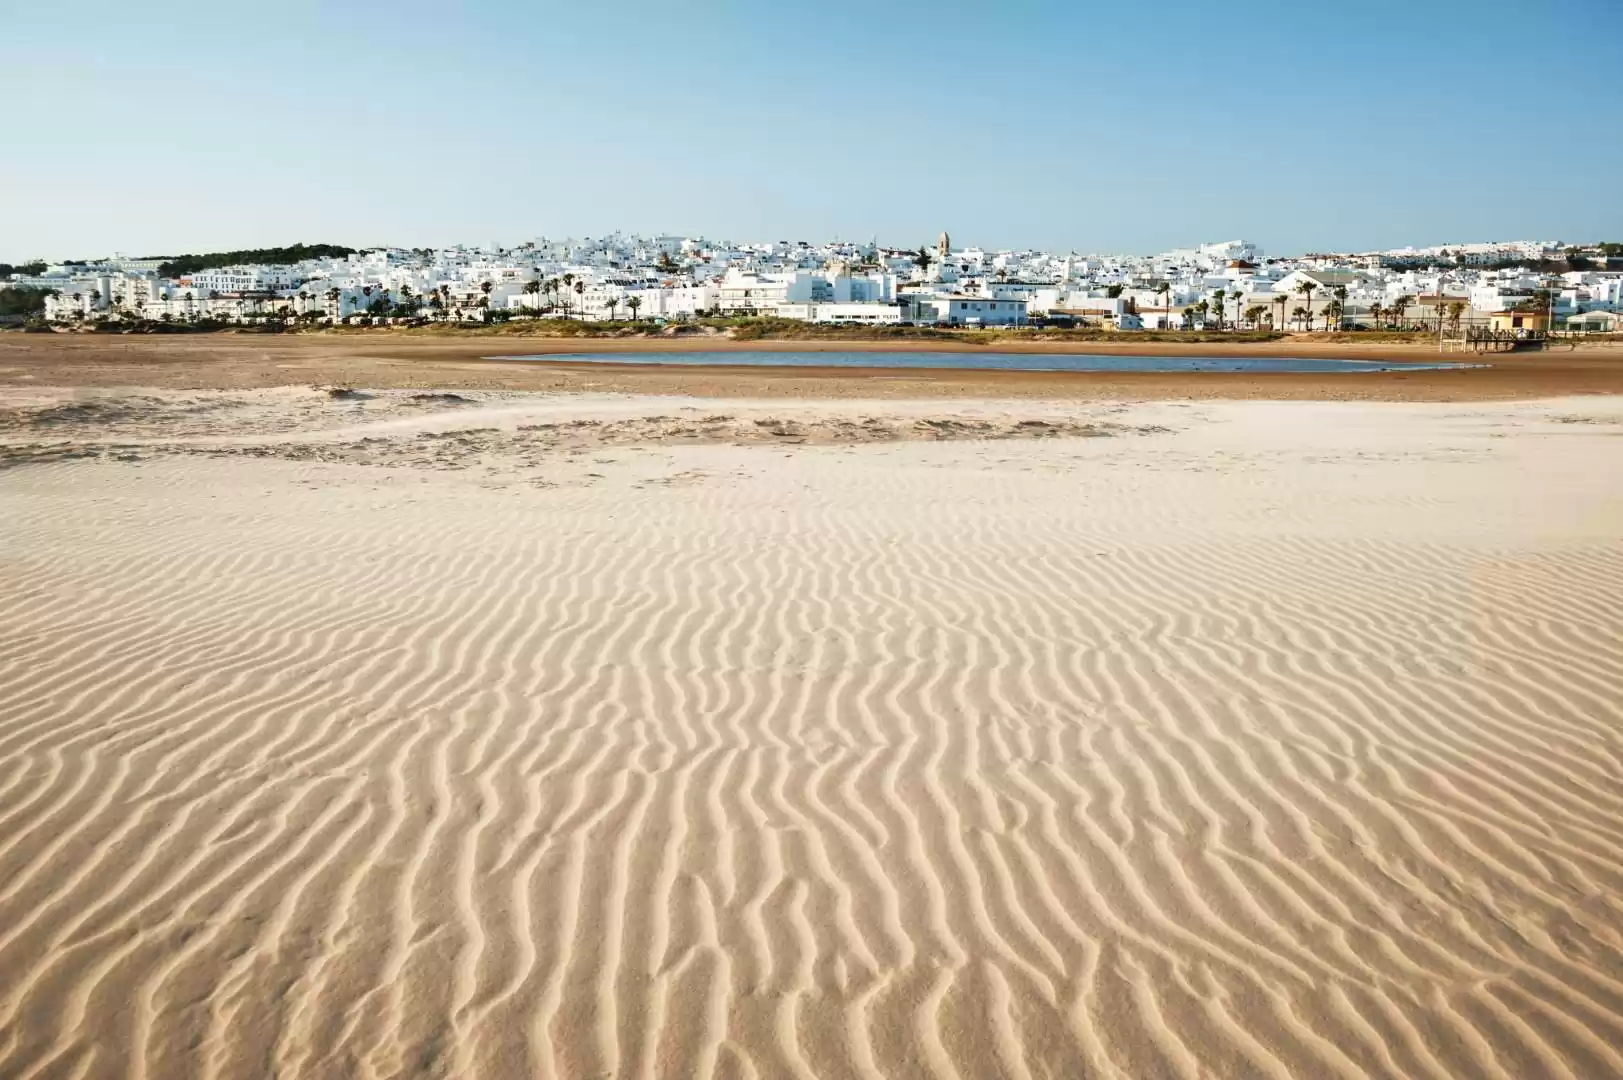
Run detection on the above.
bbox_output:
[4,234,1622,335]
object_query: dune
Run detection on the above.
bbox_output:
[0,390,1620,1078]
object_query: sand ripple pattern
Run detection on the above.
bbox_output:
[1,406,1622,1079]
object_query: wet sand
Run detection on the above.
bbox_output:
[4,331,1623,400]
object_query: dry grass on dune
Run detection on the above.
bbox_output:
[0,390,1621,1078]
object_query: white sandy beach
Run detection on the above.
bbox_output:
[1,388,1621,1078]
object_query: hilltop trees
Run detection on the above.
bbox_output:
[0,285,53,318]
[155,243,355,279]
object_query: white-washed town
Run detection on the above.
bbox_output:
[17,233,1623,334]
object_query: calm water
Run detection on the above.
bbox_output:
[492,351,1477,373]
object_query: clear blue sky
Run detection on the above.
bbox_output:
[4,0,1620,262]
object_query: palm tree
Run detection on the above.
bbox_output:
[1332,285,1348,331]
[1368,302,1384,330]
[1446,300,1466,334]
[626,295,642,321]
[1273,292,1288,331]
[1324,299,1344,328]
[561,273,575,317]
[1294,279,1317,331]
[1155,281,1171,327]
[1388,294,1413,329]
[1291,305,1308,330]
[573,279,584,318]
[325,287,341,323]
[604,296,619,321]
[1210,292,1226,330]
[523,279,541,314]
[1244,304,1268,328]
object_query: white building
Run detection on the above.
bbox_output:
[715,268,795,314]
[628,285,716,319]
[183,264,304,294]
[774,302,904,324]
[1566,310,1619,332]
[906,296,1028,326]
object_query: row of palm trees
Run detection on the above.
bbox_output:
[518,271,646,320]
[1284,280,1349,332]
[521,273,582,316]
[1275,282,1466,332]
[1159,281,1294,331]
[1168,284,1320,331]
[1179,281,1373,332]
[67,276,651,326]
[309,275,644,324]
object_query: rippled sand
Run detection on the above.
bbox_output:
[2,391,1621,1078]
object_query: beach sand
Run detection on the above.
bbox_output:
[2,385,1622,1078]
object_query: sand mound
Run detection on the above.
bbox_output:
[1,393,1620,1078]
